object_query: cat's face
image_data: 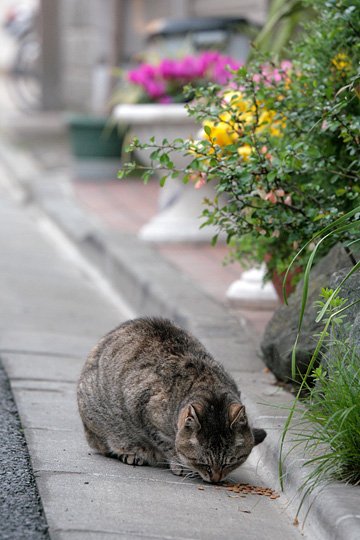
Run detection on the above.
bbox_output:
[175,401,266,483]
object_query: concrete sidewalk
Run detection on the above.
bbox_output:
[0,178,303,540]
[1,130,360,539]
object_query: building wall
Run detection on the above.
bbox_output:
[53,0,268,112]
[60,0,117,111]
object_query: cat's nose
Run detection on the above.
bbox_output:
[210,470,222,483]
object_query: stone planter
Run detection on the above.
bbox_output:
[113,103,219,242]
[226,265,279,310]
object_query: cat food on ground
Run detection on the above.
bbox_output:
[224,482,280,499]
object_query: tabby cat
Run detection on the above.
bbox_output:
[77,317,266,483]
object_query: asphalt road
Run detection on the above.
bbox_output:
[0,357,49,540]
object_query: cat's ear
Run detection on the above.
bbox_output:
[253,428,267,446]
[178,404,201,431]
[228,403,247,429]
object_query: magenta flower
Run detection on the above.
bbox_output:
[127,51,241,103]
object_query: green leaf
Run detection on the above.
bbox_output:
[182,174,190,184]
[211,234,219,246]
[142,170,152,184]
[150,149,160,160]
[159,175,168,187]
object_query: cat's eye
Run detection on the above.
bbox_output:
[223,460,237,469]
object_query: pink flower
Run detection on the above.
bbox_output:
[272,69,282,83]
[194,177,207,189]
[280,60,292,72]
[253,61,292,87]
[265,191,278,204]
[190,172,207,189]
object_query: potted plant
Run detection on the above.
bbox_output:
[113,51,241,241]
[120,0,360,294]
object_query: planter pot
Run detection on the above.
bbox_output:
[113,103,220,242]
[271,267,302,301]
[67,115,126,180]
[226,263,301,310]
[263,254,302,302]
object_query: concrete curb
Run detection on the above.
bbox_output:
[1,139,360,540]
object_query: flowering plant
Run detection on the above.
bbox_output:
[120,0,360,279]
[126,51,241,103]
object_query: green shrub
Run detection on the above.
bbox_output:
[296,343,360,487]
[278,208,360,515]
[120,0,360,279]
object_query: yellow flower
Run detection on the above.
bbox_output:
[269,118,286,137]
[202,88,285,164]
[255,109,286,137]
[203,121,235,146]
[223,91,251,113]
[270,126,282,137]
[332,53,351,72]
[238,144,252,161]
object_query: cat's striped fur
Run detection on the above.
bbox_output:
[77,317,266,483]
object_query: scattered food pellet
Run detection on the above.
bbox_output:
[223,482,280,500]
[293,517,299,526]
[197,486,205,491]
[241,510,252,514]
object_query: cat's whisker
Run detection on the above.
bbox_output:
[155,460,171,466]
[170,460,193,471]
[182,472,196,481]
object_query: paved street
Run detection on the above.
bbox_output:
[0,184,304,539]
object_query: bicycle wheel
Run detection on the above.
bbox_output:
[9,31,41,112]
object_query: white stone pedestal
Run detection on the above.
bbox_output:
[113,103,219,242]
[226,265,279,309]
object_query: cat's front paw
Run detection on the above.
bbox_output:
[119,453,145,466]
[108,451,146,466]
